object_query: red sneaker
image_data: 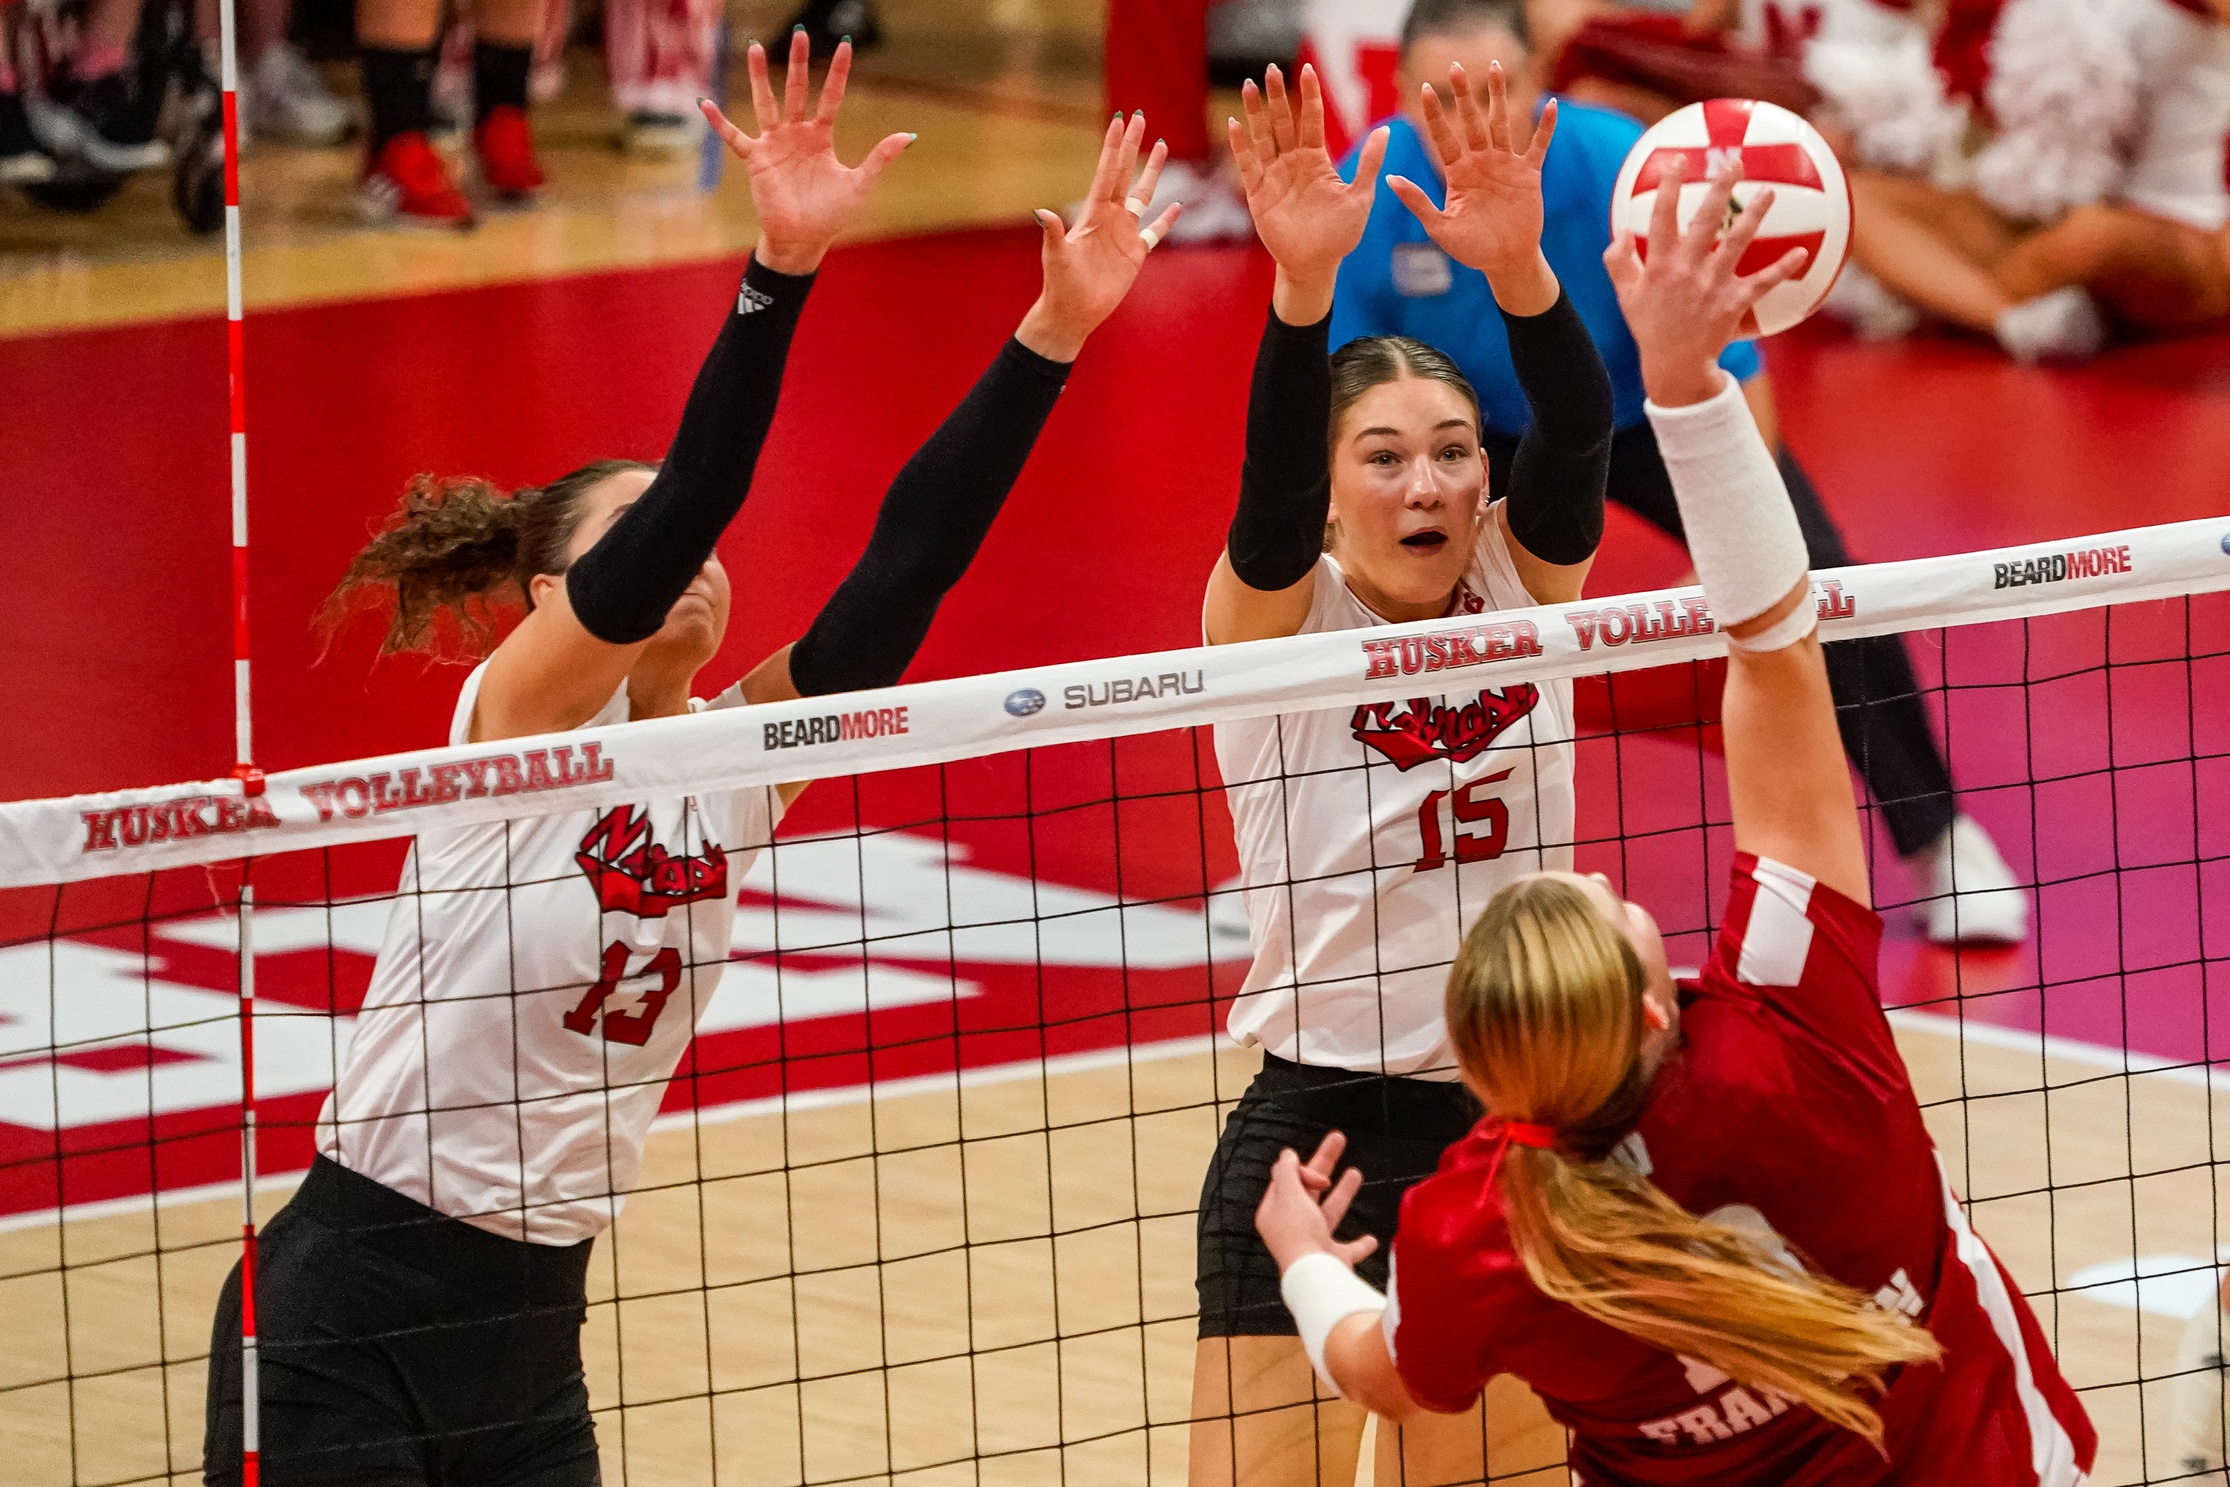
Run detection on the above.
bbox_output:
[357,131,475,231]
[473,105,546,202]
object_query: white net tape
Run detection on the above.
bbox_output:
[5,518,2220,889]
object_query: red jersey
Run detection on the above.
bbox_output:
[1385,854,2095,1486]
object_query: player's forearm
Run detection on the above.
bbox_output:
[1227,305,1334,592]
[566,258,814,645]
[1325,1314,1427,1422]
[787,338,1070,696]
[1503,287,1614,566]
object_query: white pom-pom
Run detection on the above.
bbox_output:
[1802,0,1966,174]
[1972,0,2139,223]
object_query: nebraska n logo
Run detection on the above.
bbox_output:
[575,805,729,917]
[1350,686,1540,770]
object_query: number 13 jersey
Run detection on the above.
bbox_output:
[1211,515,1575,1080]
[317,662,784,1245]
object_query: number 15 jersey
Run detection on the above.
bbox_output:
[1211,515,1575,1080]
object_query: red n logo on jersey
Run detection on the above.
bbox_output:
[575,805,728,917]
[1351,686,1541,771]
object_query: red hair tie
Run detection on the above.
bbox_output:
[1504,1122,1557,1149]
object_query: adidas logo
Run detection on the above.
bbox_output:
[737,283,775,315]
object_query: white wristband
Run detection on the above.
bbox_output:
[1727,595,1819,653]
[1279,1252,1387,1394]
[1643,373,1810,630]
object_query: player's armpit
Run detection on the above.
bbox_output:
[1325,1312,1433,1422]
[1204,551,1319,645]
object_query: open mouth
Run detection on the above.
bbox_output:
[1400,531,1449,552]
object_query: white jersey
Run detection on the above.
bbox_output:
[317,663,783,1244]
[2117,0,2230,231]
[1213,520,1575,1080]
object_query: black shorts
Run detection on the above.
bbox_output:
[203,1157,600,1487]
[1196,1054,1482,1337]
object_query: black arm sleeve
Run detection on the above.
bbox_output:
[1225,308,1333,592]
[786,338,1071,697]
[1500,288,1614,567]
[565,257,814,645]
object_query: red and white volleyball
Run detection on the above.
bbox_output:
[1610,98,1852,337]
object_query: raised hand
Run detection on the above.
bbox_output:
[1227,64,1388,319]
[699,32,914,276]
[1016,112,1182,362]
[1387,62,1556,303]
[1604,158,1808,406]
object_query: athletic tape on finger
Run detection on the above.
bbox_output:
[1139,226,1162,250]
[1124,196,1146,217]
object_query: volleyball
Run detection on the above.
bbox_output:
[1610,98,1852,337]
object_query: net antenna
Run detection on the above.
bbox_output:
[214,0,262,1476]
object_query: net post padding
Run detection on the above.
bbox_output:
[3,517,2221,891]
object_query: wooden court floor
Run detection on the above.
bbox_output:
[0,0,1130,339]
[7,1020,2229,1487]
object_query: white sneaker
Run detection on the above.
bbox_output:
[1074,156,1253,245]
[622,109,704,156]
[1994,285,2108,364]
[245,43,352,146]
[1908,815,2029,945]
[1821,262,1921,342]
[2172,1296,2230,1478]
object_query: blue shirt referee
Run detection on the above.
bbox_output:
[1327,0,2027,942]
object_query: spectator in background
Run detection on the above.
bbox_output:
[1336,0,2030,945]
[233,0,352,144]
[1,0,56,183]
[1825,0,2230,360]
[22,0,169,172]
[355,0,545,228]
[606,0,720,153]
[1104,0,1254,241]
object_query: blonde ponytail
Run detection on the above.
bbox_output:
[1448,878,1940,1446]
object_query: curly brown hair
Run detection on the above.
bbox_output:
[321,459,653,658]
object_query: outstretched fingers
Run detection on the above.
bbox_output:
[1385,173,1445,230]
[1646,154,1687,259]
[1418,82,1462,172]
[1682,160,1742,261]
[1710,181,1776,269]
[1449,63,1491,155]
[1263,64,1298,154]
[1108,112,1147,205]
[1523,95,1558,168]
[1227,115,1264,195]
[1480,61,1512,155]
[813,37,853,123]
[1130,137,1170,215]
[1296,63,1327,151]
[700,98,754,159]
[745,41,777,135]
[783,26,811,122]
[1084,113,1126,210]
[1347,125,1389,202]
[853,129,914,187]
[1240,78,1278,171]
[1140,199,1182,250]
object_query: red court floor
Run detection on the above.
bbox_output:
[3,225,2228,1213]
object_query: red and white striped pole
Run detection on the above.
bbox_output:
[214,0,261,1478]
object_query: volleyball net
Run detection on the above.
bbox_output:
[4,515,2229,1487]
